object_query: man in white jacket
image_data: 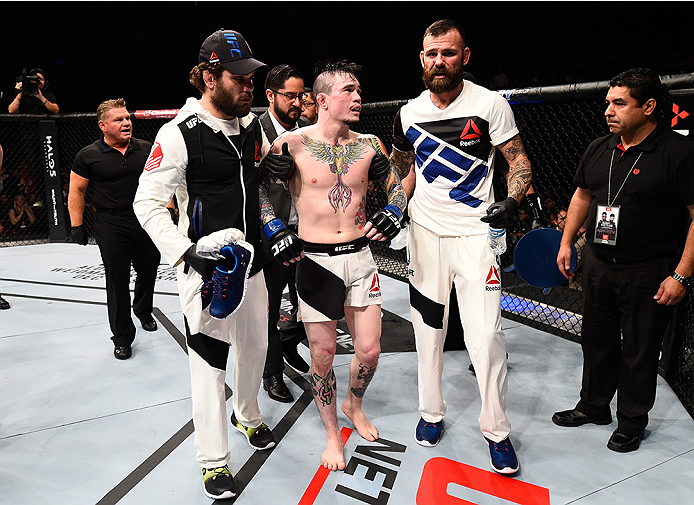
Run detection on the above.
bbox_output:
[133,29,297,500]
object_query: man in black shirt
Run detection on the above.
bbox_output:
[68,98,161,360]
[8,69,59,114]
[259,64,311,403]
[554,68,694,452]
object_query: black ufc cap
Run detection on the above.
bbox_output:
[199,29,266,75]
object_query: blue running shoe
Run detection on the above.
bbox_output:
[208,240,254,319]
[485,436,519,476]
[415,417,443,447]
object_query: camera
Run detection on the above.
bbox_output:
[16,68,41,96]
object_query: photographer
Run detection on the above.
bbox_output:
[8,68,59,114]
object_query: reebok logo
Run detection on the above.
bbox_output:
[460,119,482,140]
[368,273,381,298]
[144,142,163,171]
[485,265,501,291]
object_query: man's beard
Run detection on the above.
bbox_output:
[422,64,466,94]
[275,105,302,127]
[211,86,253,118]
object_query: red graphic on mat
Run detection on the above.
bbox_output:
[417,458,550,505]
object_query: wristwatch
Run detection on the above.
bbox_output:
[670,271,693,289]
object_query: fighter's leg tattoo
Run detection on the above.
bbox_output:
[311,369,337,407]
[350,363,377,399]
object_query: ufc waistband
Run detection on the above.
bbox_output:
[301,236,369,256]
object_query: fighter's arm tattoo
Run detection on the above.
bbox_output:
[389,149,415,181]
[258,169,279,226]
[499,134,532,203]
[350,363,377,399]
[311,368,337,407]
[362,137,407,213]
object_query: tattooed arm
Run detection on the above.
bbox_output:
[258,168,278,226]
[390,149,416,201]
[480,134,533,229]
[258,149,304,265]
[498,134,532,204]
[362,137,408,241]
[375,160,407,213]
[363,137,407,213]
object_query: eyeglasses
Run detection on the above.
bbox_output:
[302,101,316,107]
[271,89,307,102]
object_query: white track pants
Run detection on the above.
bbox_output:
[181,268,269,467]
[408,221,510,442]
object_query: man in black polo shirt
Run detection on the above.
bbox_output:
[68,98,161,360]
[553,68,694,452]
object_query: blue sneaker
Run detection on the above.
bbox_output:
[208,241,253,319]
[415,417,443,447]
[485,436,519,476]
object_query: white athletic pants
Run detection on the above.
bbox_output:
[408,221,511,442]
[181,269,269,467]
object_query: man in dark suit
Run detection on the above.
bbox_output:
[259,64,311,402]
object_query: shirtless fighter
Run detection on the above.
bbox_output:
[259,60,407,471]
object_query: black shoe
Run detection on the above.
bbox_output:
[282,345,310,373]
[263,375,294,403]
[552,408,612,427]
[139,316,157,332]
[0,296,10,310]
[607,430,643,452]
[114,344,132,360]
[202,465,236,499]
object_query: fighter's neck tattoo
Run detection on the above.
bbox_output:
[302,134,372,213]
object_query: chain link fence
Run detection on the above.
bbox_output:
[1,74,694,418]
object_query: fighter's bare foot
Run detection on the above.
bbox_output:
[321,433,345,471]
[342,398,379,441]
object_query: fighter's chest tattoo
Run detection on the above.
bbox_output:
[301,134,373,213]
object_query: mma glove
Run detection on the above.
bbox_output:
[261,142,295,181]
[481,197,519,229]
[369,205,404,241]
[520,192,547,229]
[263,218,303,265]
[71,225,88,245]
[368,152,391,180]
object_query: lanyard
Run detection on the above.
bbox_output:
[607,148,642,206]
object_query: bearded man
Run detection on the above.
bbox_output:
[133,29,299,500]
[388,19,533,476]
